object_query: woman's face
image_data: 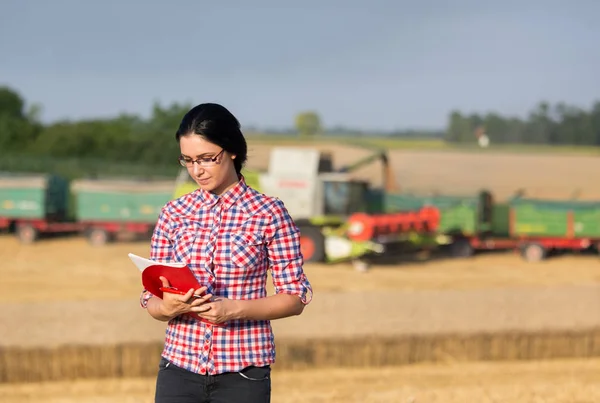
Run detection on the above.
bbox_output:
[179,135,239,195]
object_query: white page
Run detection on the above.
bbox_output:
[128,253,186,272]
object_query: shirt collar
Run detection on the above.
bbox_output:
[196,175,248,210]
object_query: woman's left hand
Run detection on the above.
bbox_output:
[190,297,240,324]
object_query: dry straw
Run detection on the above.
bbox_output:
[1,328,600,384]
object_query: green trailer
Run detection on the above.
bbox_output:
[429,194,600,262]
[510,198,600,238]
[0,172,72,243]
[1,174,176,245]
[70,178,175,245]
[0,172,69,220]
[382,191,495,236]
[494,197,600,261]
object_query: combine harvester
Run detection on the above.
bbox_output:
[174,146,440,267]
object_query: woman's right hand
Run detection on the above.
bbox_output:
[158,276,212,318]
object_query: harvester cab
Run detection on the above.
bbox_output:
[257,147,371,221]
[257,146,402,264]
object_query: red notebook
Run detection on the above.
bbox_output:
[128,253,224,327]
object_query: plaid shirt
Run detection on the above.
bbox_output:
[140,176,312,375]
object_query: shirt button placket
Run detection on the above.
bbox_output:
[202,327,213,373]
[205,205,219,271]
[209,205,222,267]
[205,204,220,374]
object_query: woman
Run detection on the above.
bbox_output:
[139,103,313,403]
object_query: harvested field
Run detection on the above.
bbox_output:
[3,285,600,349]
[1,235,599,349]
[2,358,600,403]
[1,234,599,349]
[2,146,600,399]
[1,236,599,304]
[1,235,599,383]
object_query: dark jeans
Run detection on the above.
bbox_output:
[155,357,271,403]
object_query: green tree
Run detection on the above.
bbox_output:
[139,101,192,164]
[446,100,600,146]
[0,86,26,118]
[445,111,474,143]
[591,102,600,146]
[0,86,40,151]
[295,111,321,137]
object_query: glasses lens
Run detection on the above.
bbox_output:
[178,151,221,168]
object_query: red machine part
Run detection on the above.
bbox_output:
[346,207,440,242]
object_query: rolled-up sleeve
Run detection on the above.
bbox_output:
[139,206,174,308]
[267,200,313,305]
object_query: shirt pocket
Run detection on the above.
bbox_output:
[230,231,266,270]
[171,221,209,264]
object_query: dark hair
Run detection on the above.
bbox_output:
[175,103,248,174]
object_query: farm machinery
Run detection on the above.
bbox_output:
[0,172,174,245]
[384,191,600,262]
[174,146,440,264]
[1,145,428,259]
[3,144,600,264]
[172,145,600,263]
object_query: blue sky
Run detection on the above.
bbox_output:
[1,0,599,131]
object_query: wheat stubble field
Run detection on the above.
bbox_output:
[2,146,600,402]
[1,235,600,402]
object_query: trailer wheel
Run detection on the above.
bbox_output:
[520,243,547,262]
[16,224,39,244]
[450,238,474,258]
[299,226,326,263]
[87,228,111,247]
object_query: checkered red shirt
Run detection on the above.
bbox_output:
[140,176,312,375]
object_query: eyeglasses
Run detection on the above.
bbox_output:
[178,149,225,168]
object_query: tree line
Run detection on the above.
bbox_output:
[0,86,190,166]
[446,101,600,146]
[1,85,600,172]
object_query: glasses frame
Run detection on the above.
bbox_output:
[178,149,225,168]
